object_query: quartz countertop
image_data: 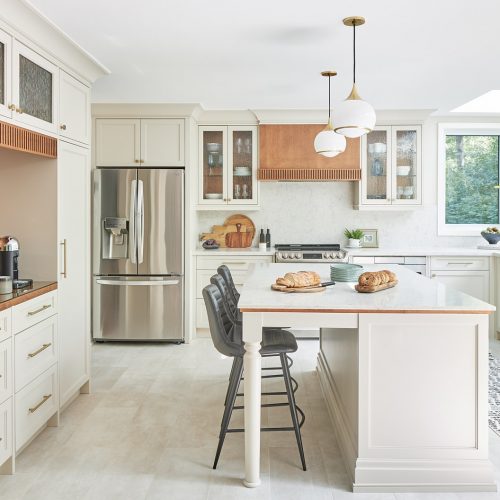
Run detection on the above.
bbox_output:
[0,281,57,312]
[238,263,495,313]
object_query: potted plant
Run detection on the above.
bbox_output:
[344,228,364,248]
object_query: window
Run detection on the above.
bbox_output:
[438,123,500,235]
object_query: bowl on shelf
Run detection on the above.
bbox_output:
[234,167,251,176]
[205,193,223,200]
[481,230,500,245]
[397,166,411,176]
[207,143,222,153]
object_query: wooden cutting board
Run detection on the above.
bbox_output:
[271,284,326,293]
[355,281,398,293]
[200,214,255,248]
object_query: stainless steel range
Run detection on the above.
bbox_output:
[274,244,348,263]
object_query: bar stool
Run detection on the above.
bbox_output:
[203,284,306,471]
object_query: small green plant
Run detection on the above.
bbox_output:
[344,228,364,240]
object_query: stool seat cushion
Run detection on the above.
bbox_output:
[261,328,298,355]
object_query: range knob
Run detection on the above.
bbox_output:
[295,253,301,259]
[336,251,343,259]
[283,253,289,259]
[277,252,282,259]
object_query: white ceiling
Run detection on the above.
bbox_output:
[27,0,500,113]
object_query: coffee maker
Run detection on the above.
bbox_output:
[0,236,32,289]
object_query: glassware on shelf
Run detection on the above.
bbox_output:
[371,158,383,176]
[244,137,251,154]
[236,138,243,154]
[234,184,241,199]
[242,184,249,199]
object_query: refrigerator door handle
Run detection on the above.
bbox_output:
[96,279,180,286]
[137,179,144,264]
[129,179,137,264]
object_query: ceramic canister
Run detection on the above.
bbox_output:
[0,276,12,295]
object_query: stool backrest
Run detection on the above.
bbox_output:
[210,274,239,323]
[217,265,240,304]
[202,284,244,358]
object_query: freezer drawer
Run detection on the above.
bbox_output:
[93,276,184,341]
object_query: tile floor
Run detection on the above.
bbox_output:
[1,338,500,499]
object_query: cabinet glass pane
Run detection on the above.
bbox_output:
[202,131,223,200]
[232,130,253,201]
[366,130,388,200]
[395,130,417,201]
[0,42,4,104]
[19,55,52,123]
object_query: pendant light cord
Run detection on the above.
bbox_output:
[328,74,331,120]
[353,21,356,84]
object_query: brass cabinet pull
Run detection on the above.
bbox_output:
[28,394,52,414]
[134,159,140,163]
[60,124,67,130]
[446,262,474,265]
[140,159,144,163]
[27,304,51,316]
[27,343,52,359]
[16,107,23,114]
[60,239,67,278]
[431,273,436,278]
[222,261,247,266]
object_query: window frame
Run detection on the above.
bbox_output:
[438,122,500,236]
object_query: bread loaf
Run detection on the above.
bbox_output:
[275,271,321,288]
[358,270,397,288]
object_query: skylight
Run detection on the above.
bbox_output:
[452,90,500,113]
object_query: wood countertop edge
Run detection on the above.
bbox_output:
[0,282,58,312]
[239,308,493,315]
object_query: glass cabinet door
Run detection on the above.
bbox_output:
[392,126,421,205]
[362,127,391,204]
[228,126,258,205]
[0,29,11,119]
[12,41,58,133]
[199,127,227,203]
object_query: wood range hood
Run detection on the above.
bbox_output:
[258,124,360,181]
[0,120,57,158]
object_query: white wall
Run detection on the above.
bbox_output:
[196,115,500,250]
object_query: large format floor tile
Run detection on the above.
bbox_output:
[0,338,499,499]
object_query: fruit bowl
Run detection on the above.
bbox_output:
[481,230,500,245]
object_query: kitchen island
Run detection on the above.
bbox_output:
[238,263,496,492]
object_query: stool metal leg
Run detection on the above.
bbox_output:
[214,356,244,469]
[281,353,307,471]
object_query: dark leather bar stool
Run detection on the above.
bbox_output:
[203,284,306,471]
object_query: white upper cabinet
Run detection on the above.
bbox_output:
[355,125,422,210]
[95,118,184,167]
[0,28,12,120]
[11,41,59,134]
[140,119,184,166]
[95,119,141,166]
[59,70,90,145]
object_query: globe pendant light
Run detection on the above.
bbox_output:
[334,16,376,138]
[314,71,346,157]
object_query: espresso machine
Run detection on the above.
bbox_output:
[0,236,32,289]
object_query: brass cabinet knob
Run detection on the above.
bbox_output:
[16,107,23,114]
[60,124,67,130]
[227,198,232,202]
[431,273,436,278]
[135,159,140,163]
[8,104,16,111]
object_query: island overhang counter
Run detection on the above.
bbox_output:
[238,263,496,493]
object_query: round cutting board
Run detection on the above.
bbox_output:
[224,214,255,237]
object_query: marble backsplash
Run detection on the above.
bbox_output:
[196,182,483,249]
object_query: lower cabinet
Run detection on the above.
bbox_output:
[430,256,490,302]
[196,254,273,329]
[0,398,13,467]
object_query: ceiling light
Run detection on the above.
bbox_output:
[314,71,346,157]
[334,16,376,138]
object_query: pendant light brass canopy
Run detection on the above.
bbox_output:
[314,71,346,158]
[334,15,376,138]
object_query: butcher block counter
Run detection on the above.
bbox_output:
[0,281,57,312]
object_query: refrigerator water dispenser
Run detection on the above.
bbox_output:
[103,217,128,259]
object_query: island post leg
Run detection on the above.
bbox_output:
[242,312,263,487]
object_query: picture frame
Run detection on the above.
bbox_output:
[360,229,379,248]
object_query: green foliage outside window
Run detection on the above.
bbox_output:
[445,135,499,224]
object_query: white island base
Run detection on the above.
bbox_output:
[318,313,495,493]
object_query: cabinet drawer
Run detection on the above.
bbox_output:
[15,316,57,392]
[196,298,209,329]
[351,256,375,265]
[404,256,426,265]
[196,269,246,299]
[12,291,57,334]
[0,398,12,467]
[196,255,272,271]
[0,339,12,405]
[374,256,405,264]
[15,364,58,452]
[0,309,11,343]
[430,256,489,271]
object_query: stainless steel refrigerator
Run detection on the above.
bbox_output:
[92,168,184,342]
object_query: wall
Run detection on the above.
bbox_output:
[197,115,500,250]
[0,149,57,280]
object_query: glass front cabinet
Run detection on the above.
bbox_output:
[198,125,258,207]
[356,125,422,209]
[0,28,12,119]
